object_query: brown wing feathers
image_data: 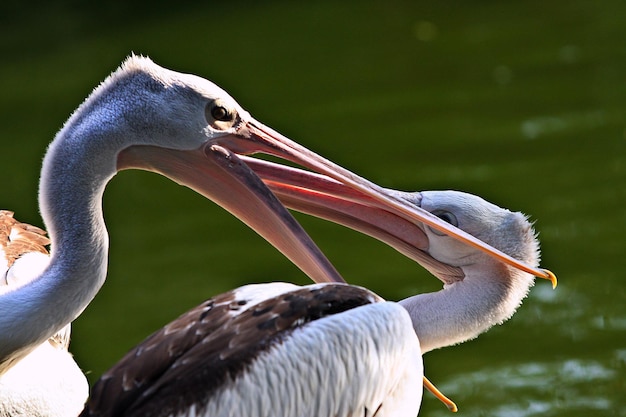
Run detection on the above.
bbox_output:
[82,284,380,417]
[0,210,49,270]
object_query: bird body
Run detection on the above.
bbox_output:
[82,283,422,417]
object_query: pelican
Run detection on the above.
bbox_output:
[81,189,554,416]
[256,160,557,351]
[0,55,555,416]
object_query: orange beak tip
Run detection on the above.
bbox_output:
[542,269,558,289]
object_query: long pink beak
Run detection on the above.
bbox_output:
[118,115,556,287]
[242,157,558,287]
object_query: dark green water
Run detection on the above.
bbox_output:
[1,1,624,416]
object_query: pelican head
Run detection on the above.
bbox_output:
[411,190,540,277]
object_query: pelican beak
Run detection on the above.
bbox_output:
[117,114,555,288]
[247,157,558,288]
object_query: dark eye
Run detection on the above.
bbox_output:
[428,210,458,236]
[206,102,234,123]
[433,210,458,227]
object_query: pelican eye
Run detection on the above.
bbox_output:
[429,210,458,236]
[206,102,234,123]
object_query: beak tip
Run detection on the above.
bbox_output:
[542,268,558,289]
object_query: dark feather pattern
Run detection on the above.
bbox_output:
[81,283,381,417]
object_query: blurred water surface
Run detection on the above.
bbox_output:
[1,1,624,416]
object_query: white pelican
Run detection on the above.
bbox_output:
[256,161,557,351]
[81,189,555,416]
[0,55,555,416]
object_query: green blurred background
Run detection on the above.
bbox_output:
[1,1,624,415]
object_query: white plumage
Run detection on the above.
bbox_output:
[187,293,422,417]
